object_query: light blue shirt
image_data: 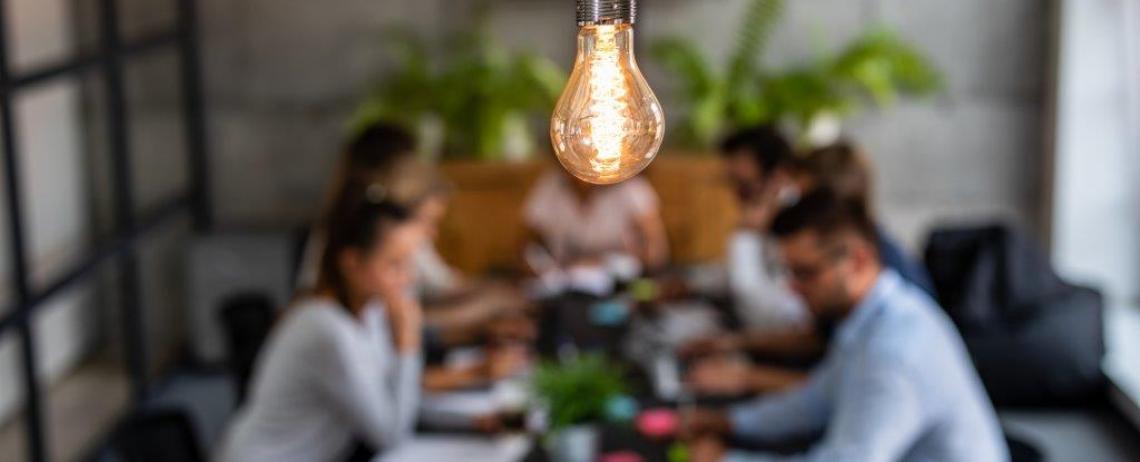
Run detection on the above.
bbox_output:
[726,270,1008,462]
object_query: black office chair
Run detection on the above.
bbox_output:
[217,292,277,405]
[1007,433,1044,462]
[111,407,203,462]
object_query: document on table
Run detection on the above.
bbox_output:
[419,390,498,429]
[373,435,532,462]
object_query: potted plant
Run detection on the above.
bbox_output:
[649,0,785,149]
[532,354,628,462]
[351,5,565,161]
[651,0,942,149]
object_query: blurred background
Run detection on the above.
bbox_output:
[0,0,1138,461]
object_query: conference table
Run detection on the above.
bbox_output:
[382,288,733,462]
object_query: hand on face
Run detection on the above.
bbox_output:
[738,177,788,231]
[366,223,426,351]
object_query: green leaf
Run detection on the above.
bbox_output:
[726,0,784,93]
[830,29,942,107]
[650,38,716,99]
[351,15,567,158]
[532,354,627,431]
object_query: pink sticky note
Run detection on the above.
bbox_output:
[636,408,680,438]
[600,451,644,462]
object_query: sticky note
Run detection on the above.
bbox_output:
[630,278,659,302]
[605,394,639,421]
[636,408,679,438]
[590,300,630,326]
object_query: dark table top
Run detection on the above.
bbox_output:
[519,291,724,462]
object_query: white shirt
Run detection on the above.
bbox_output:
[294,229,325,292]
[727,230,808,331]
[523,172,659,263]
[413,243,461,300]
[726,271,1007,462]
[217,297,422,462]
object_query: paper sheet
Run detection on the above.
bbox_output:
[374,435,532,462]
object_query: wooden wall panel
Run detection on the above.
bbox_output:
[435,156,737,274]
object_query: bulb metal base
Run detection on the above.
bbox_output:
[576,0,636,25]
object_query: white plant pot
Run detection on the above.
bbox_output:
[501,112,534,162]
[416,115,445,163]
[803,111,842,147]
[546,424,598,462]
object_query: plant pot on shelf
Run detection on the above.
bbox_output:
[780,110,843,149]
[415,114,445,163]
[803,111,842,148]
[545,424,599,462]
[500,112,535,162]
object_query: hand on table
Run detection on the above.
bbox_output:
[482,344,530,380]
[680,408,731,438]
[481,284,532,315]
[472,414,504,434]
[679,334,743,359]
[688,436,727,462]
[484,315,537,344]
[686,357,752,396]
[654,275,690,302]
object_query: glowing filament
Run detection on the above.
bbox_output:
[587,25,627,173]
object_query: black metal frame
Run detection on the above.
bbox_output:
[0,0,210,461]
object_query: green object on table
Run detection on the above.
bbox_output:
[630,278,659,303]
[532,354,628,432]
[667,441,690,462]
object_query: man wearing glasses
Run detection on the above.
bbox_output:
[683,189,1008,462]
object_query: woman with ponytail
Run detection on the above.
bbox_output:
[219,179,425,462]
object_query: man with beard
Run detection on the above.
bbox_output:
[682,189,1007,462]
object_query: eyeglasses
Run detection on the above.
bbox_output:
[786,245,849,284]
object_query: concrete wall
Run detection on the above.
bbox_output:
[194,0,1048,251]
[0,0,1056,438]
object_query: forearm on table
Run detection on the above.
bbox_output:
[741,328,824,357]
[421,364,485,392]
[426,320,482,346]
[728,372,830,443]
[635,212,669,270]
[747,366,808,394]
[423,301,497,346]
[388,353,423,442]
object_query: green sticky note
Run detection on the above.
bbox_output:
[630,278,658,302]
[667,441,689,462]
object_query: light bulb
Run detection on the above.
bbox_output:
[551,0,665,185]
